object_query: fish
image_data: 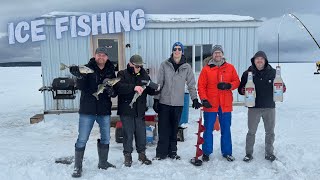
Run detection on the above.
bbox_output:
[129,85,146,108]
[92,77,121,100]
[60,63,94,74]
[102,77,121,86]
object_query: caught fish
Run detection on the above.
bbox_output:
[129,85,146,108]
[60,63,94,74]
[102,77,121,86]
[92,77,121,100]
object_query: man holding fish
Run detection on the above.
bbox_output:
[69,47,117,178]
[113,54,159,167]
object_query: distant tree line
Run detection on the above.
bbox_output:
[0,62,41,67]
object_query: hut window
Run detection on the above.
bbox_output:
[195,46,201,72]
[183,46,193,67]
[183,44,213,73]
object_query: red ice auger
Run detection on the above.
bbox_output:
[190,109,205,166]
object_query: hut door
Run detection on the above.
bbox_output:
[92,34,125,109]
[92,34,125,72]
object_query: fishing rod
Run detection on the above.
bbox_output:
[288,13,320,74]
[277,14,286,66]
[288,13,320,50]
[277,13,320,66]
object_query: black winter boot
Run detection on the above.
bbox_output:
[168,152,181,160]
[138,152,152,165]
[72,147,85,178]
[223,155,235,162]
[97,139,116,169]
[124,153,132,167]
[243,154,253,162]
[265,154,277,162]
[202,154,210,162]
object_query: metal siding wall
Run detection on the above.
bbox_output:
[217,28,225,47]
[194,29,202,45]
[201,29,210,44]
[231,28,242,101]
[119,25,259,106]
[162,29,171,60]
[185,29,193,45]
[254,28,259,55]
[152,29,163,82]
[247,28,256,66]
[40,24,91,112]
[178,29,187,44]
[210,29,218,45]
[139,30,147,59]
[224,28,233,63]
[238,27,249,102]
[124,31,131,64]
[170,29,179,46]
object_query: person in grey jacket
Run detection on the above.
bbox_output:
[153,42,202,160]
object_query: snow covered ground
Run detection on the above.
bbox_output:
[0,63,319,180]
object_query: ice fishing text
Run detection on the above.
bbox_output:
[7,9,145,44]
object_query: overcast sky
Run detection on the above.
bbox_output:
[0,0,319,63]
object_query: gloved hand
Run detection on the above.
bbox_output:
[69,66,82,78]
[202,100,212,108]
[141,80,160,90]
[217,82,232,90]
[192,99,202,109]
[104,85,115,97]
[153,99,159,113]
[283,84,286,93]
[140,80,150,86]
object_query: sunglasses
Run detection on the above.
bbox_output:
[173,48,182,52]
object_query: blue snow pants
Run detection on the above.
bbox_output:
[202,107,232,156]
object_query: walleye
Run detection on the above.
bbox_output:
[129,85,146,108]
[92,77,121,100]
[60,63,94,74]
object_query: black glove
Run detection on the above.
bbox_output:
[141,80,149,86]
[217,82,232,90]
[202,100,212,108]
[104,85,116,97]
[69,66,82,78]
[141,80,160,90]
[192,99,202,109]
[153,99,159,113]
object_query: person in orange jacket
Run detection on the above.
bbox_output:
[198,45,240,162]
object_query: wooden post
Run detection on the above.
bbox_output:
[30,114,44,124]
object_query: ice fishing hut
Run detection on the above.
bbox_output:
[38,12,261,114]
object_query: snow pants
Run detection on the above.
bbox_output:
[203,107,232,156]
[156,103,183,158]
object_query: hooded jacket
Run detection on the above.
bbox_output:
[238,51,277,108]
